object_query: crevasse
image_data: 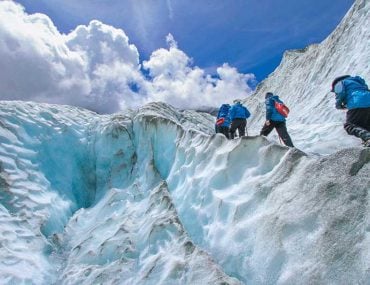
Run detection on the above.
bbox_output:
[1,101,370,285]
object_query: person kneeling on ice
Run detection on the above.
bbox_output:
[331,75,370,147]
[260,92,294,147]
[215,103,231,139]
[229,99,250,139]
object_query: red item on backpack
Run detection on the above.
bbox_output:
[274,101,290,117]
[216,118,225,126]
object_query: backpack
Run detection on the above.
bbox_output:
[274,101,290,117]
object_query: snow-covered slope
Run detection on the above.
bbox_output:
[244,0,370,155]
[1,100,370,285]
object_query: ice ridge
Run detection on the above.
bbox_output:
[1,101,370,285]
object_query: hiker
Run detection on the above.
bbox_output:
[260,92,294,147]
[229,99,250,139]
[215,103,231,139]
[331,75,370,147]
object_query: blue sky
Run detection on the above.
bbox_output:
[15,0,354,81]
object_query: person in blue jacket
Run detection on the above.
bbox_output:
[260,92,294,147]
[215,104,231,138]
[229,99,250,139]
[331,75,370,147]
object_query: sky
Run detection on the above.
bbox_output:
[0,0,354,113]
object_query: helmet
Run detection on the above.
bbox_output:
[331,75,350,92]
[233,99,242,104]
[265,92,273,99]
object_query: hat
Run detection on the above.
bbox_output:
[265,92,273,99]
[331,75,350,92]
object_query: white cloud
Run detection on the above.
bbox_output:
[65,20,139,68]
[0,2,255,113]
[64,20,145,112]
[143,36,255,109]
[0,2,90,104]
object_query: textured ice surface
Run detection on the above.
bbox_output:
[1,100,370,285]
[243,0,370,155]
[0,101,239,284]
[1,0,370,284]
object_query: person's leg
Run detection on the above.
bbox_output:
[344,123,370,142]
[275,121,294,147]
[260,121,274,136]
[220,126,230,139]
[238,119,247,137]
[230,120,238,139]
[215,125,220,133]
[345,108,370,142]
[347,107,370,130]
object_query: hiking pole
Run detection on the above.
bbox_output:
[278,134,283,145]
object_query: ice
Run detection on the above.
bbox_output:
[0,101,240,284]
[1,99,369,284]
[0,0,370,284]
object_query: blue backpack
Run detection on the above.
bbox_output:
[216,104,231,127]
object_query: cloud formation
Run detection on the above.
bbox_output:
[0,2,255,113]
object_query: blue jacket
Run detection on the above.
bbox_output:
[229,102,250,121]
[334,76,370,110]
[216,104,231,127]
[266,95,286,122]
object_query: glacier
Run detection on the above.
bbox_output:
[1,100,370,285]
[1,0,370,284]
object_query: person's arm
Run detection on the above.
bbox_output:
[266,98,273,120]
[229,107,235,121]
[334,82,347,109]
[244,107,251,119]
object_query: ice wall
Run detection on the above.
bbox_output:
[0,102,97,283]
[167,134,370,284]
[1,0,370,284]
[1,101,369,285]
[0,101,239,284]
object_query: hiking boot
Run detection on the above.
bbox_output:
[363,139,370,147]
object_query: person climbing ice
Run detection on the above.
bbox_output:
[260,92,294,147]
[215,103,231,139]
[229,99,250,139]
[331,75,370,147]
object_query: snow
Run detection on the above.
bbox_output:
[0,0,370,284]
[243,0,370,155]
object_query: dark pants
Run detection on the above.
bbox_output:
[230,118,246,139]
[260,120,294,147]
[217,126,230,139]
[344,107,370,142]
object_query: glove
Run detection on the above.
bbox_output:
[335,102,347,110]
